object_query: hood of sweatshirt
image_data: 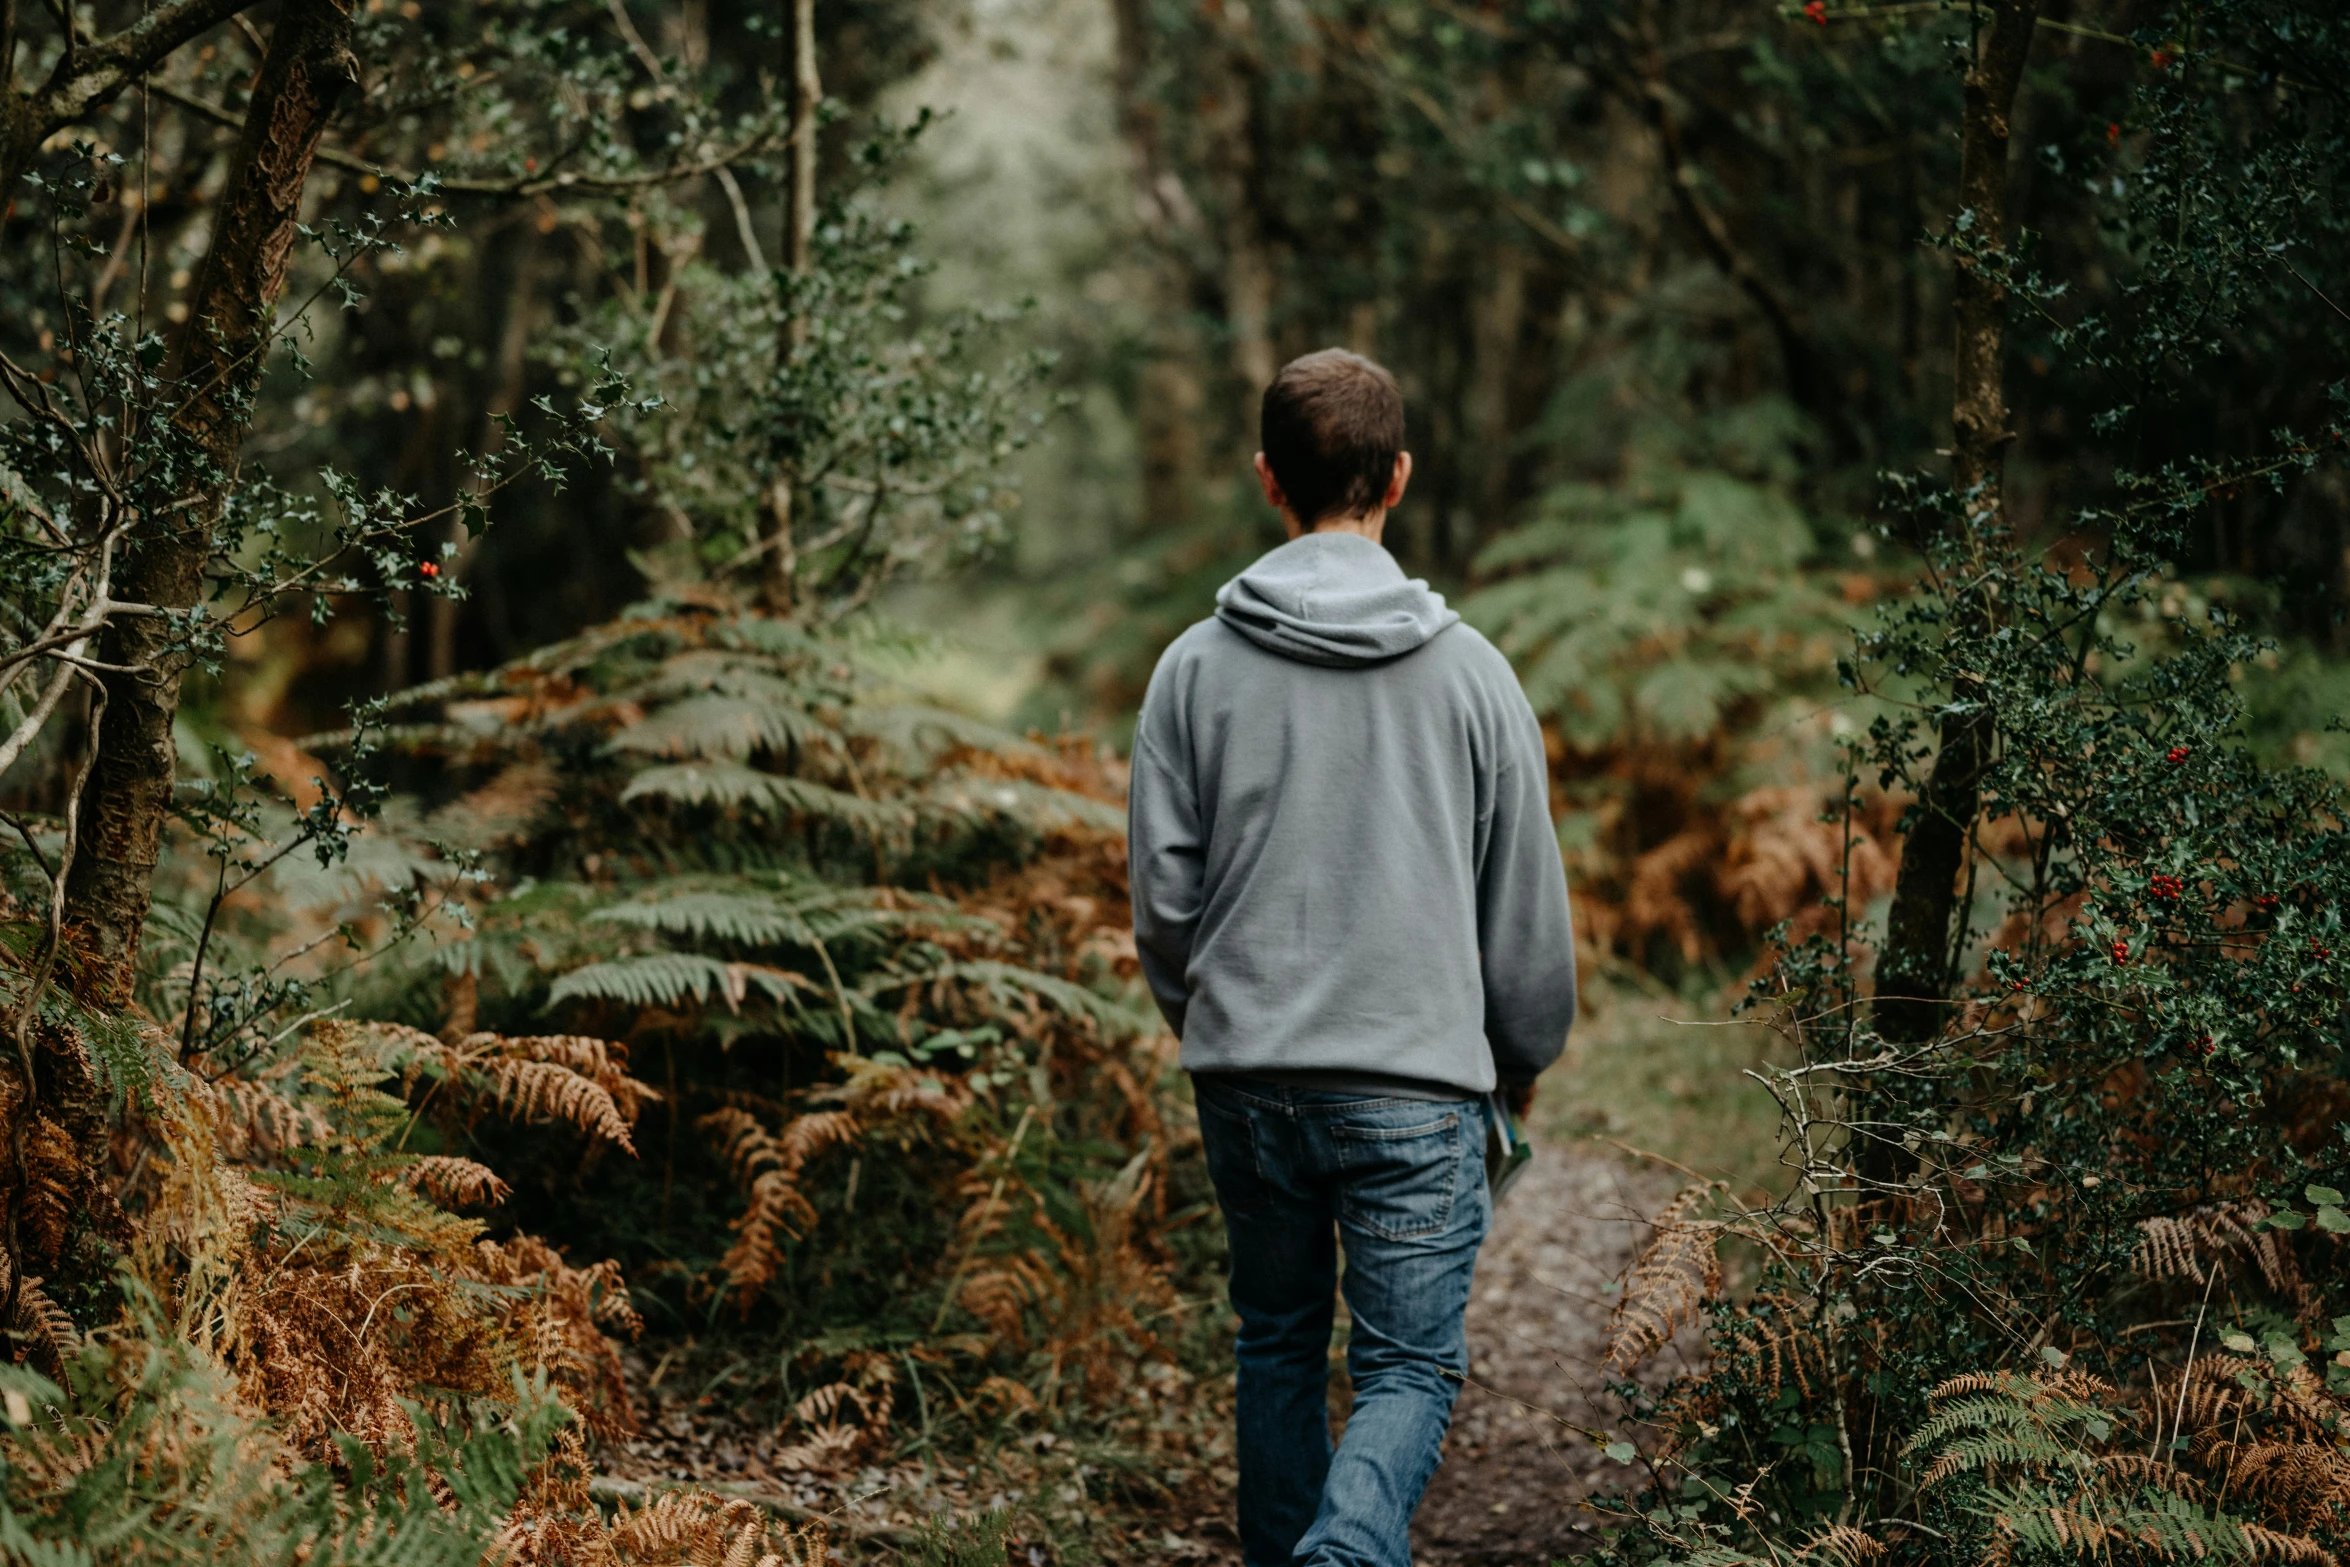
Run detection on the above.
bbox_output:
[1213,532,1460,668]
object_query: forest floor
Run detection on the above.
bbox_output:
[593,1143,1684,1566]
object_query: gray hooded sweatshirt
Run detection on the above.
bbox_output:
[1128,531,1577,1097]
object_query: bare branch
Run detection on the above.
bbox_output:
[14,0,261,161]
[145,76,787,199]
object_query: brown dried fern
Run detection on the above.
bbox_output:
[19,1116,79,1267]
[700,1105,863,1299]
[1727,1291,1832,1399]
[397,1154,512,1208]
[497,1428,830,1567]
[1799,1523,1887,1567]
[1609,1183,1724,1372]
[2134,1202,2305,1303]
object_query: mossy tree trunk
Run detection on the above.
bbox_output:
[62,0,358,1005]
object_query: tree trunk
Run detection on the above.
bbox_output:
[62,0,356,1005]
[1110,0,1207,534]
[1872,0,2039,1054]
[758,0,819,617]
[1199,1,1276,400]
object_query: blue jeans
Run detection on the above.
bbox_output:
[1192,1076,1491,1567]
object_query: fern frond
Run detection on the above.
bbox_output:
[20,1117,81,1268]
[1982,1484,2337,1567]
[397,1156,512,1208]
[9,1276,79,1373]
[1910,1370,2128,1484]
[591,890,824,948]
[925,774,1127,834]
[839,700,1019,761]
[700,1106,863,1298]
[876,958,1153,1037]
[1610,1184,1724,1371]
[201,1075,330,1158]
[2134,1203,2303,1300]
[468,1059,640,1155]
[550,953,812,1014]
[608,692,825,760]
[619,761,909,829]
[453,1033,656,1125]
[1798,1524,1886,1567]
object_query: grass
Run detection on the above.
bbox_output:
[1535,970,1791,1201]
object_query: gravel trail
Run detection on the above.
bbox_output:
[1405,1148,1681,1567]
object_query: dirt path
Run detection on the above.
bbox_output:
[1407,1147,1680,1566]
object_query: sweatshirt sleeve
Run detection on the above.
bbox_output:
[1127,714,1204,1039]
[1478,693,1577,1085]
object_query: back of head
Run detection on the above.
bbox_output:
[1260,349,1405,525]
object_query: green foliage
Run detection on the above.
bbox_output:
[0,1329,565,1566]
[562,116,1060,613]
[1595,6,2350,1567]
[906,1509,1012,1567]
[1467,412,1854,752]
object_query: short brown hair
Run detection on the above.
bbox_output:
[1260,349,1405,525]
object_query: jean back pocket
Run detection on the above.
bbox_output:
[1330,1108,1462,1242]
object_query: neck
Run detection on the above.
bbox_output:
[1285,509,1387,545]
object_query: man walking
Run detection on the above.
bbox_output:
[1127,348,1578,1567]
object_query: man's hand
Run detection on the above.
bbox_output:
[1502,1080,1537,1120]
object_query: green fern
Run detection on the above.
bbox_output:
[548,952,811,1010]
[1979,1484,2265,1564]
[607,692,827,760]
[1464,465,1852,750]
[1903,1375,2122,1470]
[925,774,1128,834]
[619,760,911,829]
[877,958,1155,1038]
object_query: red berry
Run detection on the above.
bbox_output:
[2166,746,2189,763]
[419,561,441,578]
[2150,49,2172,68]
[2110,940,2129,965]
[2197,1035,2214,1055]
[2257,894,2280,910]
[2151,875,2183,900]
[2106,122,2121,147]
[1803,0,1828,23]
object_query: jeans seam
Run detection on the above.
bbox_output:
[1219,1084,1303,1116]
[1198,1094,1278,1214]
[1329,1111,1461,1142]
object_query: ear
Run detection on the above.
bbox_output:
[1254,452,1286,511]
[1255,453,1303,538]
[1384,451,1414,510]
